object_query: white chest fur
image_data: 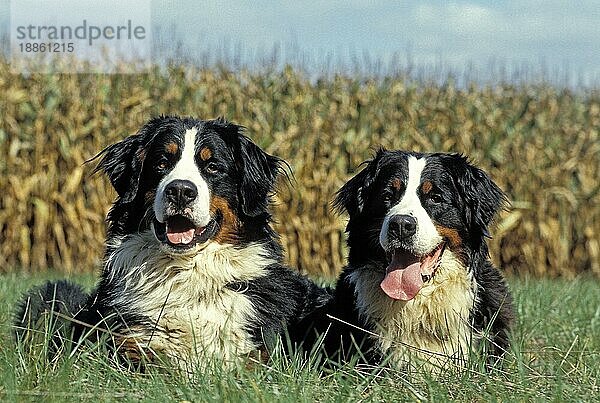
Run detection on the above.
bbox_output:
[104,231,275,370]
[348,250,478,370]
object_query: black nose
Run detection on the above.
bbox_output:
[388,215,417,239]
[165,180,197,205]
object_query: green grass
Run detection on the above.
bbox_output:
[1,273,599,402]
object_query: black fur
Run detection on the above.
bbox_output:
[288,270,377,364]
[14,280,88,355]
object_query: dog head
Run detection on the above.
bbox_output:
[334,149,506,300]
[94,116,283,254]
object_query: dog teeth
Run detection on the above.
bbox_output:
[421,274,431,283]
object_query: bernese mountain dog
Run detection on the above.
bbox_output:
[298,149,514,370]
[15,116,329,371]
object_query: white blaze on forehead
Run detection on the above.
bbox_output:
[379,155,442,254]
[154,127,211,226]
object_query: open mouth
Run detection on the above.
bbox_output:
[380,242,445,301]
[153,214,219,251]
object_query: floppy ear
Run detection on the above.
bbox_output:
[456,156,507,239]
[333,152,382,218]
[215,119,283,217]
[236,135,283,217]
[91,134,148,203]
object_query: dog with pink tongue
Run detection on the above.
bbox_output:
[294,149,514,371]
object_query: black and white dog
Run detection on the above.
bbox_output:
[305,149,514,369]
[15,116,329,370]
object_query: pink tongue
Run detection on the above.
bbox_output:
[166,228,195,245]
[380,262,424,301]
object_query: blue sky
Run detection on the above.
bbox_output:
[2,0,599,84]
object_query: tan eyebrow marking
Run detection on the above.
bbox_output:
[422,180,433,194]
[165,142,178,154]
[391,178,403,190]
[199,147,212,161]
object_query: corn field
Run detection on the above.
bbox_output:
[0,59,599,278]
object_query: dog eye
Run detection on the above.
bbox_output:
[157,158,169,171]
[429,193,444,204]
[205,162,220,174]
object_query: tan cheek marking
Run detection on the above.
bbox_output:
[422,180,433,194]
[199,147,212,161]
[210,196,240,244]
[435,224,463,249]
[165,142,178,154]
[435,224,468,264]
